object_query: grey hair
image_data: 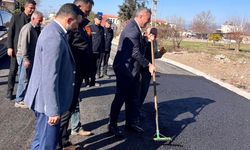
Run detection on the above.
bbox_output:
[31,11,43,19]
[135,8,151,17]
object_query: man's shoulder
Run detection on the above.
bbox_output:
[13,12,22,18]
[123,21,139,35]
[125,19,138,29]
[39,23,62,40]
[42,21,61,34]
[12,12,26,20]
[21,23,32,31]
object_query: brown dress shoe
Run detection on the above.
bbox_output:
[63,145,78,150]
[71,129,93,136]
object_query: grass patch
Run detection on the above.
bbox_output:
[158,39,250,58]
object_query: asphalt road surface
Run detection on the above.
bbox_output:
[0,45,250,150]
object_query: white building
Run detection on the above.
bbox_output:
[219,23,243,34]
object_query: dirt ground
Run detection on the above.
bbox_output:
[163,51,250,93]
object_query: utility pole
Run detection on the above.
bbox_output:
[125,0,148,6]
[136,0,147,5]
[151,0,158,27]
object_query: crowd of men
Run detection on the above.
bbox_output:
[5,0,156,149]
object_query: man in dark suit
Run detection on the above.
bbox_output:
[6,0,36,100]
[108,8,156,136]
[23,4,82,149]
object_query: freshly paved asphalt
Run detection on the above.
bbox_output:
[0,45,250,150]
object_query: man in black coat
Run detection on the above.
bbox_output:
[57,0,93,149]
[87,14,105,86]
[108,8,156,136]
[6,0,36,100]
[102,19,114,78]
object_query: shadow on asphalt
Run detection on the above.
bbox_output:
[75,97,215,150]
[0,81,7,85]
[70,71,216,149]
[80,85,116,99]
[143,97,215,145]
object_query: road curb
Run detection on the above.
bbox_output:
[160,57,250,100]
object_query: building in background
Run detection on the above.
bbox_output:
[101,14,120,26]
[0,0,16,12]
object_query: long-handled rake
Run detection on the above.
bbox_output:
[150,40,172,142]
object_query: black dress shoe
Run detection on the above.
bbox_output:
[125,124,144,134]
[108,125,124,137]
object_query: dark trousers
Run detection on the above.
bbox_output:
[96,52,104,77]
[70,64,86,112]
[7,56,18,93]
[31,111,60,150]
[86,53,99,85]
[103,52,110,75]
[58,64,86,148]
[57,111,71,149]
[139,68,151,108]
[109,71,141,126]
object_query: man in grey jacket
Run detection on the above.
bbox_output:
[15,11,43,109]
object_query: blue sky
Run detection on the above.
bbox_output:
[38,0,250,25]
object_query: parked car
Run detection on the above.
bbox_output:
[0,10,12,58]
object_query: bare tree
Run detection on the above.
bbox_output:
[245,21,250,35]
[191,11,216,39]
[226,17,249,52]
[169,16,185,49]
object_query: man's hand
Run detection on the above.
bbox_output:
[148,63,156,76]
[146,28,157,42]
[23,60,31,69]
[148,33,156,42]
[48,115,60,126]
[7,48,14,57]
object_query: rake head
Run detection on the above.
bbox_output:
[153,133,172,142]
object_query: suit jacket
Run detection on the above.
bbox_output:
[24,21,76,117]
[113,19,149,79]
[89,24,105,54]
[104,27,114,52]
[7,12,30,53]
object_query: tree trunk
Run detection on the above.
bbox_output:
[235,42,240,52]
[172,39,176,51]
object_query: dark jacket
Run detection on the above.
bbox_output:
[89,24,105,54]
[113,19,149,78]
[68,19,91,66]
[144,38,152,63]
[104,27,114,52]
[7,12,31,53]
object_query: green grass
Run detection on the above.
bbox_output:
[158,39,250,58]
[240,44,250,52]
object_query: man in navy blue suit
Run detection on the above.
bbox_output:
[24,4,82,150]
[108,8,156,137]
